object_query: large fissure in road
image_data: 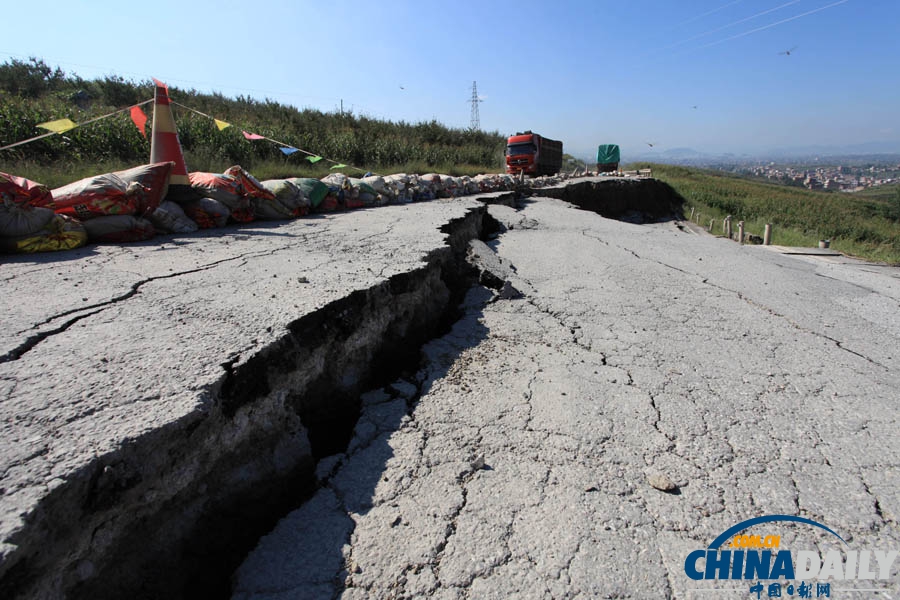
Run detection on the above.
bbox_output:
[538,178,684,222]
[0,179,682,600]
[0,206,500,600]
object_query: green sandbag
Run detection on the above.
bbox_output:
[348,178,377,196]
[287,178,328,208]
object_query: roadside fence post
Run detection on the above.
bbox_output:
[738,221,745,244]
[764,223,772,246]
[724,215,732,239]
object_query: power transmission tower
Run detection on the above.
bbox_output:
[469,81,482,130]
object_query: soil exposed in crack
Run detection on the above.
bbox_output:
[0,205,502,600]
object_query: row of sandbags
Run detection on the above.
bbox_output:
[0,164,174,253]
[0,164,554,254]
[0,164,330,253]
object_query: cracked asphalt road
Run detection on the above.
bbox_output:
[234,198,900,599]
[0,199,486,576]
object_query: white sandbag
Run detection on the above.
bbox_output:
[0,202,56,237]
[149,200,199,233]
[321,173,349,189]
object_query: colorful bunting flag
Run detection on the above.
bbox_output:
[130,106,148,138]
[307,156,323,163]
[36,118,78,134]
[214,119,231,131]
[280,147,300,155]
[242,130,265,140]
[330,163,348,170]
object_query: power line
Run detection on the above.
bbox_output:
[672,0,746,29]
[653,0,802,55]
[692,0,851,52]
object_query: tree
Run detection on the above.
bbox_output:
[0,57,66,98]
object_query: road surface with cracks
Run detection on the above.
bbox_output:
[235,197,900,599]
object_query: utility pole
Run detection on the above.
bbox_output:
[469,81,482,130]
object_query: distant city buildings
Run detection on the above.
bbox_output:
[742,163,898,192]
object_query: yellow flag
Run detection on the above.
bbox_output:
[214,119,231,130]
[36,118,77,133]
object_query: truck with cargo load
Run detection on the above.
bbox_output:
[596,144,620,173]
[506,131,563,176]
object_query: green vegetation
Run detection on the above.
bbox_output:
[632,162,900,264]
[0,57,507,187]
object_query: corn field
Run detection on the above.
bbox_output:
[0,58,507,176]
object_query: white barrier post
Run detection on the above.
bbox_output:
[738,221,745,244]
[764,223,772,245]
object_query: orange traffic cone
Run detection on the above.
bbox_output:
[150,78,195,202]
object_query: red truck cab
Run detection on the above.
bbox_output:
[506,131,563,176]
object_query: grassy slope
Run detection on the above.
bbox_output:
[631,163,900,264]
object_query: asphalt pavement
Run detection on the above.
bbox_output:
[234,197,900,599]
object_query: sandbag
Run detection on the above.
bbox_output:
[187,172,253,222]
[361,175,389,195]
[116,162,173,210]
[51,163,172,219]
[224,166,275,200]
[317,193,341,212]
[259,179,310,219]
[189,172,243,205]
[0,214,87,254]
[320,173,349,189]
[251,197,294,220]
[180,198,231,229]
[287,178,329,208]
[0,202,56,237]
[149,201,199,233]
[83,215,156,243]
[344,195,365,210]
[0,172,53,207]
[347,177,378,206]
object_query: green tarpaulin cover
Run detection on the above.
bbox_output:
[596,144,620,164]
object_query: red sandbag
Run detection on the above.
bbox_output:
[82,215,156,243]
[50,162,173,219]
[116,162,173,213]
[189,172,243,205]
[180,197,230,229]
[224,166,276,201]
[0,172,53,207]
[316,193,341,212]
[189,172,255,222]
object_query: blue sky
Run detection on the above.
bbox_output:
[3,0,898,160]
